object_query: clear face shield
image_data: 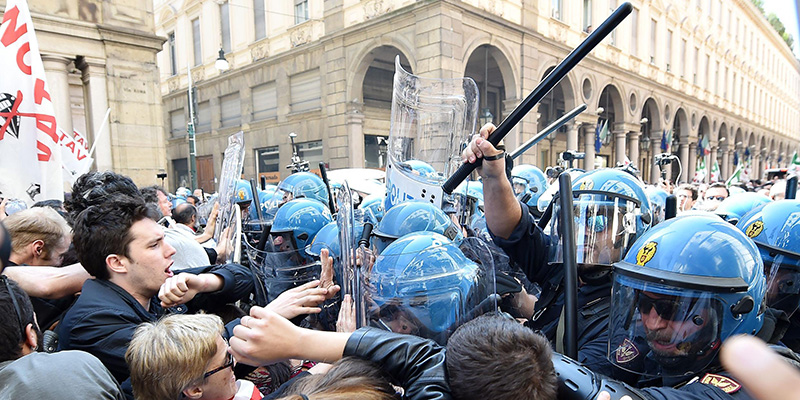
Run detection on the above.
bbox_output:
[214,132,245,263]
[608,275,725,378]
[763,250,800,318]
[244,238,320,303]
[362,237,496,345]
[549,193,641,275]
[384,56,478,210]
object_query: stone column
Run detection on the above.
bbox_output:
[78,58,112,172]
[688,142,697,183]
[584,126,596,170]
[567,122,579,151]
[628,131,640,168]
[42,55,73,135]
[650,135,661,184]
[346,101,365,168]
[679,142,690,183]
[614,130,627,165]
[709,147,718,182]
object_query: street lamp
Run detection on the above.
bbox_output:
[215,48,229,71]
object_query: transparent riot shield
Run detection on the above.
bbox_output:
[244,240,321,303]
[360,235,496,345]
[214,132,245,263]
[337,181,362,326]
[385,56,479,210]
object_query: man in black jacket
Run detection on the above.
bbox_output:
[57,195,254,396]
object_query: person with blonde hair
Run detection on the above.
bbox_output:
[126,313,262,400]
[3,207,71,267]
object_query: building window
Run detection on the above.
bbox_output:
[693,47,699,84]
[220,93,241,128]
[364,135,388,169]
[705,54,711,90]
[666,30,672,72]
[254,0,266,40]
[294,0,309,24]
[551,0,562,20]
[649,19,657,64]
[680,39,686,77]
[220,2,231,53]
[715,61,720,94]
[170,109,185,138]
[723,66,729,99]
[297,140,323,170]
[196,101,211,132]
[172,158,189,190]
[608,0,616,45]
[583,0,592,32]
[290,70,321,113]
[168,31,177,76]
[630,7,638,56]
[252,82,277,120]
[192,18,202,66]
[255,146,280,181]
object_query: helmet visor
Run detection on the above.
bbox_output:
[244,241,321,303]
[764,253,800,317]
[608,274,724,377]
[549,193,640,268]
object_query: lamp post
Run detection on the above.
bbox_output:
[187,49,229,191]
[639,117,650,179]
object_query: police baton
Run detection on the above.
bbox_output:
[664,194,678,220]
[318,162,337,215]
[509,104,587,160]
[557,172,579,359]
[442,2,633,194]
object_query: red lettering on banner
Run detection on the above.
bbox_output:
[58,131,68,142]
[34,79,50,104]
[65,140,75,152]
[16,41,30,75]
[36,140,51,161]
[1,6,27,47]
[75,149,86,161]
[35,113,58,144]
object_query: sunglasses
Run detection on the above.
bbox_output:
[705,196,726,201]
[637,293,685,321]
[203,349,234,379]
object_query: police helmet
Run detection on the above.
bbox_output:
[737,200,800,317]
[608,214,765,377]
[276,172,329,205]
[372,200,463,255]
[714,192,772,224]
[511,165,548,208]
[270,198,333,255]
[359,193,386,225]
[644,186,669,225]
[234,179,253,205]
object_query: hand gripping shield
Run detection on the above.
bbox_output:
[384,56,478,211]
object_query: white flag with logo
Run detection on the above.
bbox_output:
[0,0,63,204]
[59,128,93,184]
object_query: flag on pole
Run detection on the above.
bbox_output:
[726,164,743,186]
[693,158,707,182]
[599,120,609,144]
[710,160,720,182]
[0,0,63,205]
[594,122,602,152]
[660,129,667,152]
[790,151,800,176]
[59,128,93,184]
[733,151,739,166]
[701,135,710,156]
[665,129,673,152]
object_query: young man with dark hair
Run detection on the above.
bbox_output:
[57,194,254,396]
[675,184,698,212]
[230,309,558,400]
[702,182,730,211]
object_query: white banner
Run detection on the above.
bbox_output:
[0,0,63,204]
[59,128,93,184]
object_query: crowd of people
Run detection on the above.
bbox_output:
[1,124,800,400]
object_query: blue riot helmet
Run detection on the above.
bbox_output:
[511,165,548,208]
[372,200,463,255]
[737,200,800,317]
[234,179,254,205]
[452,181,484,226]
[401,159,438,179]
[608,214,765,378]
[307,220,366,260]
[359,193,385,225]
[644,186,669,225]
[537,168,585,213]
[269,198,332,256]
[715,192,772,225]
[248,186,278,221]
[276,172,329,205]
[367,232,492,345]
[549,168,652,281]
[171,196,187,209]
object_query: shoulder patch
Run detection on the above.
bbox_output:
[745,220,764,238]
[615,338,639,363]
[700,373,741,394]
[635,242,658,266]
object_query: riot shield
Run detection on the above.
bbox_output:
[214,132,245,263]
[385,56,478,211]
[336,181,362,325]
[360,235,495,345]
[243,240,321,303]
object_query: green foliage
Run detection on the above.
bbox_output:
[751,1,794,51]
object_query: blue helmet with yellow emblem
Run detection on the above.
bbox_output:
[234,179,253,205]
[714,192,772,225]
[608,214,765,378]
[737,200,800,317]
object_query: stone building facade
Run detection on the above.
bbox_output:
[156,0,800,191]
[1,0,167,187]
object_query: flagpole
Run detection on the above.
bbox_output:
[88,108,111,159]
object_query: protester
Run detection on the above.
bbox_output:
[674,184,698,212]
[3,207,71,267]
[701,182,729,211]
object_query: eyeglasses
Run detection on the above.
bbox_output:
[637,293,685,321]
[705,196,726,201]
[203,350,234,379]
[1,275,26,338]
